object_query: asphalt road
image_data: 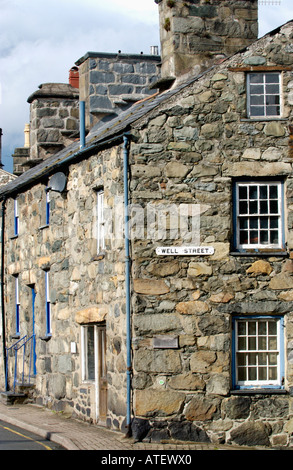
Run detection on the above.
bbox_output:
[0,419,65,450]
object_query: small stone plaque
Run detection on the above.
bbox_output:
[153,335,179,349]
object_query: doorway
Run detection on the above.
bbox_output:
[81,323,107,423]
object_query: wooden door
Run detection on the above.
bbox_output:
[97,326,107,421]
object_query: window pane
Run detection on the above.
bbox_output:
[258,321,267,335]
[266,73,279,83]
[248,353,257,365]
[248,368,257,380]
[266,106,280,116]
[270,216,279,228]
[260,200,268,214]
[269,186,278,199]
[259,186,267,199]
[268,321,277,335]
[259,368,267,380]
[250,85,264,94]
[87,326,95,380]
[239,186,247,199]
[260,231,268,244]
[240,231,248,244]
[249,186,258,199]
[266,85,279,95]
[248,321,256,335]
[270,200,278,214]
[269,368,277,380]
[268,337,277,350]
[238,337,246,350]
[239,201,248,214]
[251,95,264,105]
[250,73,264,83]
[250,217,258,229]
[248,337,256,350]
[250,231,258,244]
[270,231,279,244]
[266,93,280,104]
[249,201,258,214]
[238,367,246,381]
[240,218,248,229]
[250,106,265,116]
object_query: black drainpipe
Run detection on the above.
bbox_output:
[1,198,8,391]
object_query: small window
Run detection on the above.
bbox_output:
[97,190,105,253]
[45,271,51,336]
[14,199,19,236]
[14,275,20,335]
[81,325,95,381]
[46,188,50,225]
[232,316,284,389]
[234,180,284,251]
[247,72,281,118]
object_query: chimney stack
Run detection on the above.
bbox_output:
[154,0,258,79]
[69,66,79,89]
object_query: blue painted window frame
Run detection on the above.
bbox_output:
[15,275,20,335]
[45,187,50,226]
[45,271,51,336]
[232,178,285,253]
[232,315,285,391]
[14,199,19,236]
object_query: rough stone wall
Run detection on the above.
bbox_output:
[129,22,293,447]
[3,143,128,428]
[155,0,258,78]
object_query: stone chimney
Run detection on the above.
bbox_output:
[154,0,258,80]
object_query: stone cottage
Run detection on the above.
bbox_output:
[1,0,293,448]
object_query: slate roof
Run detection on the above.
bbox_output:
[0,68,209,199]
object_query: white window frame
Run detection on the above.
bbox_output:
[235,180,283,251]
[97,190,105,253]
[247,72,281,119]
[233,316,284,389]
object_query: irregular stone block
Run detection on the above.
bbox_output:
[169,421,210,443]
[246,260,273,276]
[230,422,271,447]
[185,395,220,421]
[135,389,185,416]
[75,305,108,324]
[190,350,217,373]
[187,262,212,277]
[176,300,209,315]
[134,349,182,374]
[133,279,170,295]
[269,273,293,290]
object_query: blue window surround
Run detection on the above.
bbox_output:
[232,178,285,253]
[14,199,19,236]
[15,275,20,335]
[232,315,285,391]
[45,271,51,337]
[45,187,50,226]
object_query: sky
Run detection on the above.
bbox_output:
[0,0,292,173]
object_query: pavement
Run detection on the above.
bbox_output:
[0,401,284,452]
